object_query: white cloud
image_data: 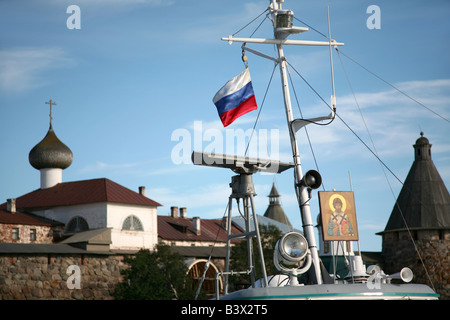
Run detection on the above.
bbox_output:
[79,161,142,174]
[145,163,197,176]
[298,78,450,158]
[0,47,71,94]
[173,78,449,174]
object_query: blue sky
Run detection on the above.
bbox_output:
[0,0,449,252]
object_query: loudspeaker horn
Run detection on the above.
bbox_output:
[388,267,414,283]
[301,170,322,190]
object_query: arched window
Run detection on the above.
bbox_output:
[122,215,143,231]
[66,216,89,233]
[187,260,222,298]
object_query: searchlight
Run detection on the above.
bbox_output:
[274,232,312,285]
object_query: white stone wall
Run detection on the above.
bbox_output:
[34,203,107,230]
[107,203,158,250]
[31,202,158,250]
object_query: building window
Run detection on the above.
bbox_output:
[66,216,89,233]
[12,228,19,240]
[122,215,143,231]
[30,229,37,241]
[187,260,221,298]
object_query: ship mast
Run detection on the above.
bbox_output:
[271,0,323,285]
[222,0,343,285]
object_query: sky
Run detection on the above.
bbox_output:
[0,0,449,252]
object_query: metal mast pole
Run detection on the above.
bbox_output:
[272,0,323,284]
[221,0,343,285]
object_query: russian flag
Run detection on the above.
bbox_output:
[213,68,257,127]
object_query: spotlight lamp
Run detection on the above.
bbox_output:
[273,232,312,284]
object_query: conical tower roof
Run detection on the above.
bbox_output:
[383,133,450,232]
[29,123,73,170]
[263,183,292,227]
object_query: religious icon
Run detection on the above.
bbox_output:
[319,191,358,241]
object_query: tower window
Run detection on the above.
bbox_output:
[122,215,143,231]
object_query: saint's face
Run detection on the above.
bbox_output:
[333,203,342,213]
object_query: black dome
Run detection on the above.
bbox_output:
[29,124,73,170]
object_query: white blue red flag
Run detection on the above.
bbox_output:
[212,68,257,127]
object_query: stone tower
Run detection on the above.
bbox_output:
[378,133,450,299]
[263,183,292,227]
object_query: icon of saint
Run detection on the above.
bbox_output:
[327,196,354,237]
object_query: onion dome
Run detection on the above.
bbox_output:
[29,124,73,170]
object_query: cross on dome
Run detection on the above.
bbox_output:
[45,99,56,125]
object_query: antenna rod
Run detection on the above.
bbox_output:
[327,6,336,100]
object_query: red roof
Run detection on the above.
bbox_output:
[0,178,161,210]
[158,215,243,243]
[0,209,53,226]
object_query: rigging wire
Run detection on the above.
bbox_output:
[285,63,326,191]
[336,50,437,291]
[285,56,406,188]
[228,5,277,158]
[337,109,404,186]
[293,16,329,39]
[232,8,269,37]
[216,10,443,294]
[337,49,450,124]
[249,12,270,38]
[260,25,419,244]
[196,11,273,298]
[244,62,279,157]
[285,60,335,126]
[195,57,277,295]
[295,16,449,124]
